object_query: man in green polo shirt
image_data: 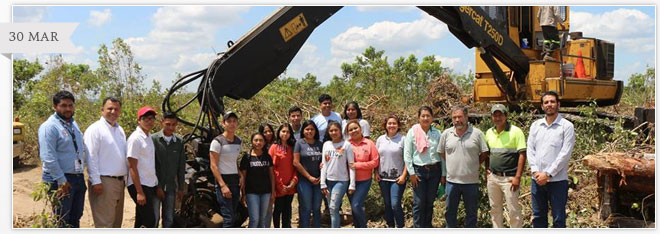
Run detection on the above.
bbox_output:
[152,112,186,228]
[484,104,527,228]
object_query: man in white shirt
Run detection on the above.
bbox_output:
[310,94,342,217]
[84,97,127,228]
[126,107,159,228]
[527,91,575,228]
[311,94,342,142]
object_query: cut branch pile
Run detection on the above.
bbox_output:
[427,74,466,116]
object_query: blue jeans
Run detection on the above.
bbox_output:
[297,179,322,228]
[412,164,442,228]
[155,188,176,228]
[349,179,372,228]
[47,174,87,228]
[379,180,406,228]
[246,193,271,228]
[445,182,479,228]
[326,180,348,228]
[215,183,241,228]
[531,180,568,228]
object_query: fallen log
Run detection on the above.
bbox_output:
[583,153,655,178]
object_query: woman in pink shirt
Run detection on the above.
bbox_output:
[346,119,379,228]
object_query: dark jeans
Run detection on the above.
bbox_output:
[412,164,442,228]
[273,195,294,228]
[296,178,322,228]
[531,180,568,228]
[445,182,479,228]
[46,174,87,228]
[127,184,157,228]
[379,180,406,228]
[541,25,560,53]
[215,183,241,228]
[155,188,176,228]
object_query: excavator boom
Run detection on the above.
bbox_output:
[199,6,530,115]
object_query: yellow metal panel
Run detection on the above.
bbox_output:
[528,61,560,83]
[545,77,619,102]
[565,40,596,78]
[529,84,545,105]
[474,78,504,99]
[475,51,512,74]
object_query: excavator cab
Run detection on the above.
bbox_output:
[473,6,623,107]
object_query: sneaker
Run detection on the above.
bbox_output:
[543,55,557,62]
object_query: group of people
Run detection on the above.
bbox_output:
[39,91,185,228]
[39,90,575,229]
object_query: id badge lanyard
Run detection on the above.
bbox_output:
[59,118,83,173]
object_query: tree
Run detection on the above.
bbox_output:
[451,69,475,94]
[337,47,447,108]
[13,59,44,110]
[622,67,655,107]
[96,38,146,100]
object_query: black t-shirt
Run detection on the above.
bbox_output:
[239,152,273,194]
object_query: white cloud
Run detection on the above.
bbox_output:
[17,45,91,66]
[571,9,654,53]
[173,53,217,71]
[356,6,415,12]
[88,9,111,27]
[286,43,330,80]
[330,12,447,59]
[13,6,48,22]
[61,46,91,64]
[123,6,250,89]
[435,56,461,70]
[292,12,451,83]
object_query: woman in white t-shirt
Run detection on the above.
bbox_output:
[320,121,355,228]
[374,114,407,228]
[341,101,371,140]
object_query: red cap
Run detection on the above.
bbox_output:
[137,106,157,120]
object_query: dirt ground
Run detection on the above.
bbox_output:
[12,165,136,228]
[12,164,347,228]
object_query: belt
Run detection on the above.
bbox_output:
[64,173,83,177]
[101,175,125,180]
[413,162,440,170]
[491,171,517,177]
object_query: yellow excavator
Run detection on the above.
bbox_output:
[163,5,625,146]
[470,6,622,107]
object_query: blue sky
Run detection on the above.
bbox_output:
[13,5,656,91]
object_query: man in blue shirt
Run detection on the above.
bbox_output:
[38,90,88,228]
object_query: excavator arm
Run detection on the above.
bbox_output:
[164,6,530,139]
[204,6,528,108]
